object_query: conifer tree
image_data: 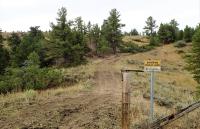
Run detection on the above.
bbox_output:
[158,23,176,43]
[12,26,43,66]
[170,19,179,40]
[184,25,194,42]
[45,7,87,66]
[143,16,157,36]
[102,9,124,54]
[0,29,9,74]
[130,28,139,36]
[186,28,200,97]
[91,24,101,54]
[8,33,21,53]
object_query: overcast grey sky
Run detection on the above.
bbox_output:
[0,0,200,32]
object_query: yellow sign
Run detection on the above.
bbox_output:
[144,60,161,72]
[144,60,161,67]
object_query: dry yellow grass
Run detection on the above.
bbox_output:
[123,35,150,46]
[99,43,198,128]
[0,81,89,106]
[113,44,197,88]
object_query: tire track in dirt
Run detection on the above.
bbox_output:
[94,70,121,96]
[61,68,122,129]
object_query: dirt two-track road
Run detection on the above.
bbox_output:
[0,56,123,129]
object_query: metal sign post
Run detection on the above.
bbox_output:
[150,70,155,122]
[144,60,161,122]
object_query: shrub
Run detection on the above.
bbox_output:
[176,50,185,54]
[156,97,175,108]
[45,68,63,88]
[119,43,140,53]
[158,23,176,43]
[143,83,194,109]
[24,89,37,103]
[0,67,63,94]
[186,28,200,97]
[197,85,200,99]
[149,36,160,46]
[174,40,187,48]
[0,52,63,94]
[119,43,154,53]
[184,25,194,42]
[97,37,112,56]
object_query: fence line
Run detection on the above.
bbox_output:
[150,101,200,129]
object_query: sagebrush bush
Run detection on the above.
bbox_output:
[143,83,194,109]
[197,85,200,99]
[119,43,154,53]
[174,40,187,48]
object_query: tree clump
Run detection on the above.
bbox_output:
[186,27,200,98]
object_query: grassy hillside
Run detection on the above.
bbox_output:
[122,36,150,46]
[0,43,199,129]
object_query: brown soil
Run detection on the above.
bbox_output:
[0,57,122,129]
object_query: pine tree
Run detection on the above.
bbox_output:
[91,20,110,55]
[177,30,184,40]
[50,7,71,42]
[45,7,72,65]
[158,23,176,44]
[91,24,101,54]
[130,29,139,36]
[143,16,157,36]
[26,51,40,66]
[186,28,200,97]
[0,29,3,45]
[8,32,21,53]
[73,17,88,52]
[87,21,92,46]
[103,9,125,54]
[101,20,109,40]
[45,7,87,66]
[71,17,88,64]
[12,26,43,67]
[7,33,21,66]
[170,19,179,40]
[0,29,9,74]
[170,19,179,29]
[184,25,194,42]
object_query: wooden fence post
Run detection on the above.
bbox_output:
[122,72,130,129]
